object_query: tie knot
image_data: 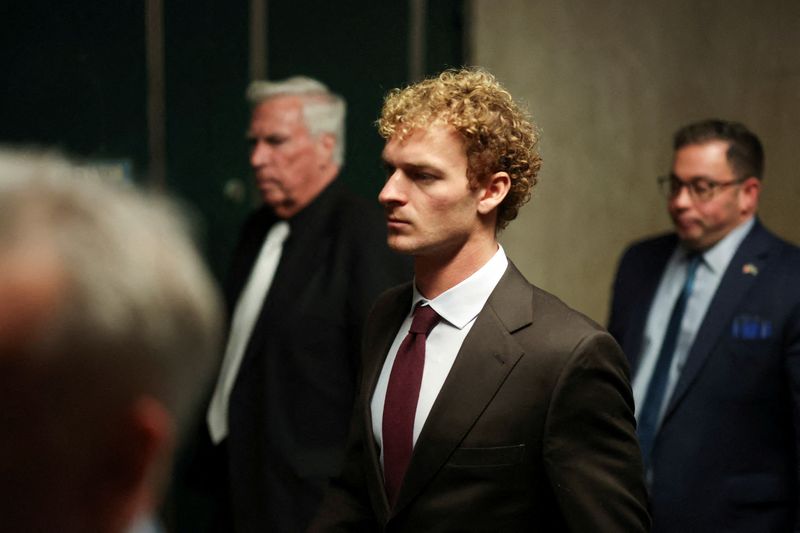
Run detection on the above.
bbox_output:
[685,252,702,280]
[409,304,440,335]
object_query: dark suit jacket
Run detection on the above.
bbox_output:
[311,261,650,532]
[173,180,411,533]
[608,219,800,532]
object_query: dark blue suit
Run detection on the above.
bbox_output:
[609,219,800,532]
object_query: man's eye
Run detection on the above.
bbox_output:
[266,136,287,146]
[415,172,435,182]
[691,180,712,194]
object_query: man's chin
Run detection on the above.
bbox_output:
[261,195,296,214]
[674,222,700,243]
[677,230,705,251]
[386,236,416,256]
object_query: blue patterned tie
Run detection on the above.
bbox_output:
[638,253,701,472]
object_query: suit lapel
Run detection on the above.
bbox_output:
[624,245,675,373]
[663,221,773,420]
[392,264,531,515]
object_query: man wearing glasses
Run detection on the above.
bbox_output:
[609,119,800,532]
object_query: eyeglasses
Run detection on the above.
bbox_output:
[657,175,744,203]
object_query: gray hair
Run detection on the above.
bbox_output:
[246,76,347,165]
[0,148,222,433]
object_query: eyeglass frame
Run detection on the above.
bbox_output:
[656,174,747,203]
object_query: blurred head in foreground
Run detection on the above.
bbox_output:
[0,149,222,533]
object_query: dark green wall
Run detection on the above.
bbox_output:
[164,0,252,282]
[1,1,148,170]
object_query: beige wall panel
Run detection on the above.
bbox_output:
[471,0,800,323]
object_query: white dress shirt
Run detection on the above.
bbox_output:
[633,217,754,423]
[207,221,290,443]
[371,245,508,463]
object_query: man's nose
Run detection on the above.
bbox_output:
[670,183,693,209]
[379,172,406,206]
[250,141,273,167]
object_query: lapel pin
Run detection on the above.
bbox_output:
[742,263,759,276]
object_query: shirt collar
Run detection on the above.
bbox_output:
[410,245,509,329]
[684,216,754,274]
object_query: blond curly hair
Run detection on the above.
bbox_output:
[377,67,541,229]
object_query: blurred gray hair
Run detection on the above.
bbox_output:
[0,148,223,433]
[246,76,347,165]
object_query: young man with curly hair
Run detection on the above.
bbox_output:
[310,68,650,532]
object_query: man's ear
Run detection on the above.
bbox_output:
[477,171,511,215]
[738,176,761,216]
[108,396,175,523]
[316,133,337,163]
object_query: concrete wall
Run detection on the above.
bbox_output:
[471,0,800,323]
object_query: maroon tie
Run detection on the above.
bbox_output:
[382,303,441,505]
